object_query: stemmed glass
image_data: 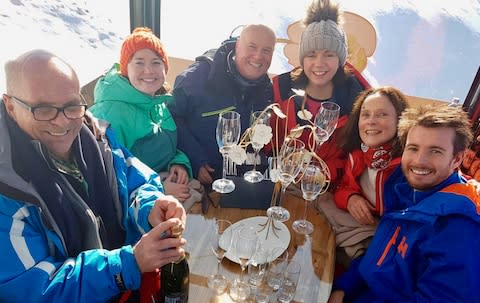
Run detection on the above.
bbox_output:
[266,138,306,222]
[292,158,330,235]
[207,219,232,295]
[314,101,340,146]
[229,226,258,302]
[212,111,241,194]
[244,111,270,183]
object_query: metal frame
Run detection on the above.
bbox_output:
[129,0,162,37]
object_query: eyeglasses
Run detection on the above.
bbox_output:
[6,95,87,121]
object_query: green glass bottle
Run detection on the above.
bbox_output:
[160,254,189,303]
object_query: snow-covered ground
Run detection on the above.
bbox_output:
[0,0,129,91]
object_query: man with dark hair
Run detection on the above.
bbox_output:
[329,105,480,303]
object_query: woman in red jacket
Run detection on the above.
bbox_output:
[270,0,369,186]
[318,86,409,259]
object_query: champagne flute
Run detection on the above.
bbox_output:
[207,219,232,295]
[229,226,258,302]
[292,158,330,235]
[267,138,306,222]
[277,260,301,303]
[244,111,270,183]
[266,247,289,294]
[212,111,241,194]
[314,101,340,146]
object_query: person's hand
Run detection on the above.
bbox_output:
[148,195,186,228]
[347,194,375,225]
[169,165,189,184]
[327,290,345,303]
[197,164,214,186]
[163,178,191,202]
[133,218,187,272]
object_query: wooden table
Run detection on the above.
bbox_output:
[183,190,336,303]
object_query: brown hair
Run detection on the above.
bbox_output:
[339,86,409,156]
[397,105,473,155]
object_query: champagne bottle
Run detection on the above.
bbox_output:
[159,223,189,303]
[160,254,189,303]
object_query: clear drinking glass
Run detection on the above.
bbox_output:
[277,260,301,303]
[292,159,330,235]
[212,111,241,193]
[248,246,268,288]
[244,111,270,183]
[266,248,289,293]
[207,219,232,295]
[229,226,258,302]
[314,101,340,146]
[266,138,306,222]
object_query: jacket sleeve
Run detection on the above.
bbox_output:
[105,127,166,240]
[0,195,141,302]
[333,152,363,210]
[169,83,209,177]
[408,217,480,302]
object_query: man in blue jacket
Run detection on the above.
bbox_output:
[329,105,480,303]
[168,24,276,186]
[0,49,186,302]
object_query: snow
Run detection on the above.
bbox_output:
[0,0,129,91]
[1,0,480,102]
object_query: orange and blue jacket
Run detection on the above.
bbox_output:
[334,167,480,302]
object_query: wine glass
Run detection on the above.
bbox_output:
[244,111,270,183]
[266,138,306,222]
[292,158,330,235]
[212,111,241,194]
[314,101,340,146]
[207,219,232,295]
[229,226,258,302]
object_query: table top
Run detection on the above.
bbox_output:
[183,189,336,303]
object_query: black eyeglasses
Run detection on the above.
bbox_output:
[6,94,87,121]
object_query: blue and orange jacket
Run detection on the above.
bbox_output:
[334,167,480,302]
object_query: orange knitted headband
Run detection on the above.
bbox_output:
[119,27,169,76]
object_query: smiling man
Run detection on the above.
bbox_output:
[329,105,480,303]
[0,49,187,302]
[168,24,276,187]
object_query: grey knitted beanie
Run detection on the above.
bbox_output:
[298,1,347,67]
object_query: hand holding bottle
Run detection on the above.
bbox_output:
[133,218,187,273]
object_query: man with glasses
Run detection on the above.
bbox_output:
[0,49,187,302]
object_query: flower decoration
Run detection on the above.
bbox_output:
[228,144,248,164]
[251,124,273,146]
[227,104,279,165]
